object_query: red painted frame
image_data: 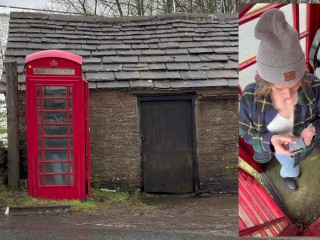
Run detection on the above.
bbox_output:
[239,4,286,26]
[84,81,91,197]
[239,4,254,19]
[293,4,299,33]
[303,216,320,236]
[239,169,298,237]
[25,50,90,200]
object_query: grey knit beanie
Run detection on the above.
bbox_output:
[255,9,305,84]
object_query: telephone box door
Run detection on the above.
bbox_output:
[28,80,86,199]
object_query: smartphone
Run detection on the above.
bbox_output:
[288,137,306,154]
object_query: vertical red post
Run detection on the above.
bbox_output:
[292,4,299,33]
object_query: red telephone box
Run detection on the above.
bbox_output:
[25,50,90,200]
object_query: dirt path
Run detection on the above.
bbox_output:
[76,195,238,236]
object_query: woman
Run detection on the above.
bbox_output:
[239,9,320,191]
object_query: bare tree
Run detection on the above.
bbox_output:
[115,0,124,16]
[48,0,238,17]
[49,0,110,15]
[0,41,3,72]
[166,0,173,13]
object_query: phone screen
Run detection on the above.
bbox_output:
[289,138,306,154]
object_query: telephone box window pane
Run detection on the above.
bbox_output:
[37,86,41,97]
[38,125,42,135]
[69,87,72,98]
[44,138,68,148]
[44,163,68,173]
[44,125,68,135]
[38,151,42,160]
[45,175,68,185]
[43,86,67,97]
[43,112,67,123]
[70,150,74,160]
[44,150,68,161]
[70,138,73,147]
[282,4,294,27]
[239,18,259,64]
[37,100,41,109]
[300,38,306,55]
[69,112,73,122]
[38,112,42,123]
[70,175,74,185]
[69,126,73,135]
[38,164,42,173]
[38,138,43,148]
[43,100,67,110]
[299,4,307,33]
[70,163,74,173]
[69,100,72,110]
[239,63,257,90]
[39,176,43,185]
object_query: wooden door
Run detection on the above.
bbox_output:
[139,95,195,193]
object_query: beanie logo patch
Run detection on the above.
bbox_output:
[284,71,296,81]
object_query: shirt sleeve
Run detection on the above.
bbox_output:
[239,90,275,154]
[303,74,320,139]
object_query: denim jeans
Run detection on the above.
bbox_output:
[274,153,301,178]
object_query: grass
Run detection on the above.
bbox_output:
[0,127,7,135]
[239,158,262,184]
[0,184,157,214]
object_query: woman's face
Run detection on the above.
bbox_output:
[270,80,302,101]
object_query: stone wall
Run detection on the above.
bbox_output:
[195,96,238,194]
[89,88,238,192]
[17,88,238,193]
[89,90,141,189]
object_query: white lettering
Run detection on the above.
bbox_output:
[33,68,75,75]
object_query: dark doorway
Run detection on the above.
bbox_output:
[139,94,196,193]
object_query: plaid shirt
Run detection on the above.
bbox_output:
[239,73,320,163]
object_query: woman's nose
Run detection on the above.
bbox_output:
[283,89,294,99]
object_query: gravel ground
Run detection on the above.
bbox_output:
[70,195,239,236]
[0,195,239,239]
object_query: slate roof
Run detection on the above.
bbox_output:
[3,12,238,90]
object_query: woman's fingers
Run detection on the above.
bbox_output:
[300,127,315,146]
[271,134,297,155]
[283,135,298,144]
[274,135,296,144]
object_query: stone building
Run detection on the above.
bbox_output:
[2,11,238,194]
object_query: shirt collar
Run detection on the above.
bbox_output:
[254,85,315,113]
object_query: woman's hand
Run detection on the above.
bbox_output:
[270,135,297,156]
[301,125,316,146]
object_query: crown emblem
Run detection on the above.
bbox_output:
[50,59,58,67]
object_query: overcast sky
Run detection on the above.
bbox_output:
[0,0,55,14]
